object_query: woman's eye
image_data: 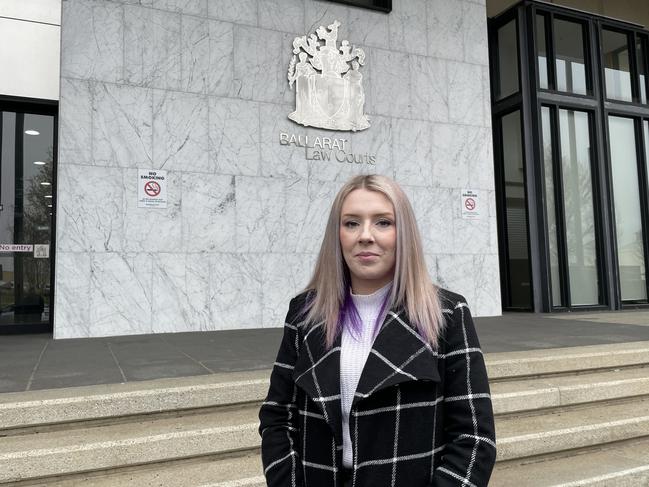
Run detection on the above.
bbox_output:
[343,221,359,228]
[377,219,393,227]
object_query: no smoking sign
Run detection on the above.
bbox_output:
[461,189,480,220]
[138,169,167,208]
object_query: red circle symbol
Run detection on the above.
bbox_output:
[464,197,476,211]
[144,181,161,197]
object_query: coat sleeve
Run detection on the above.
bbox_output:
[431,297,497,487]
[258,297,305,487]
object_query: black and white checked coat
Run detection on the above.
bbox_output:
[259,288,496,487]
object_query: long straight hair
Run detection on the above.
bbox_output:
[303,175,445,349]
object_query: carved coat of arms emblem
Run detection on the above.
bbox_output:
[287,21,370,132]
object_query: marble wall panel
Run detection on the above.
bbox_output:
[284,178,336,253]
[431,123,478,189]
[152,90,209,172]
[448,61,485,126]
[151,253,211,332]
[123,169,182,252]
[389,0,427,55]
[453,207,495,255]
[435,253,477,306]
[467,126,495,190]
[61,0,123,82]
[56,165,124,252]
[233,26,290,104]
[259,102,310,178]
[53,252,91,339]
[258,0,304,34]
[124,6,181,90]
[208,20,235,96]
[153,0,206,16]
[405,185,455,255]
[483,65,493,128]
[58,78,92,164]
[208,0,257,26]
[92,82,153,167]
[89,252,153,336]
[209,253,263,329]
[472,253,502,316]
[392,118,434,187]
[369,49,410,118]
[181,173,236,252]
[350,115,392,170]
[180,15,210,94]
[235,176,287,253]
[463,1,489,66]
[209,97,260,176]
[427,0,464,62]
[410,56,448,122]
[262,252,317,326]
[304,1,350,34]
[348,6,389,49]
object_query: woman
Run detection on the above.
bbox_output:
[259,175,496,487]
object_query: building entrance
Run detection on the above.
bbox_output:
[0,104,56,333]
[490,1,649,312]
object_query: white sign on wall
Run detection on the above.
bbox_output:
[138,169,167,208]
[461,189,480,220]
[0,244,33,252]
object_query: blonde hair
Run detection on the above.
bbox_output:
[303,174,445,349]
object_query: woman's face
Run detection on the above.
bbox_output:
[339,188,397,295]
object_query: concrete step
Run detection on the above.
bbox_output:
[9,452,265,487]
[3,365,647,435]
[490,365,649,414]
[496,396,649,461]
[0,404,261,483]
[0,370,269,431]
[485,341,649,380]
[2,393,648,483]
[491,437,649,486]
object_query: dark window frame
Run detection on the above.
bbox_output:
[326,0,391,13]
[0,94,57,335]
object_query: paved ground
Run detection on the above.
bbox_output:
[1,311,649,394]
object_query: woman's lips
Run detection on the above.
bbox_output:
[356,253,379,262]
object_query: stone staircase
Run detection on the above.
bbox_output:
[1,341,648,486]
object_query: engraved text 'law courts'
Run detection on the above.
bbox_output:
[279,132,376,165]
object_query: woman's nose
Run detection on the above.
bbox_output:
[359,222,374,242]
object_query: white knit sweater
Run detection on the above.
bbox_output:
[340,282,392,468]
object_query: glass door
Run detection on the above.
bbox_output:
[0,109,55,331]
[541,106,604,308]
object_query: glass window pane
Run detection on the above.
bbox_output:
[638,37,648,104]
[502,111,532,308]
[554,19,588,95]
[0,111,54,329]
[559,109,599,305]
[609,116,646,301]
[603,29,632,102]
[541,107,562,306]
[497,20,519,99]
[537,14,549,89]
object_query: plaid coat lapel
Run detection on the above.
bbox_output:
[292,324,344,446]
[353,308,441,405]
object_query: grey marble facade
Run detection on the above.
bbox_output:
[55,0,499,338]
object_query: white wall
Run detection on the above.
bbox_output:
[55,0,500,338]
[0,0,61,101]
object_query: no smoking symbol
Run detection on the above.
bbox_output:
[465,197,476,211]
[144,181,161,197]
